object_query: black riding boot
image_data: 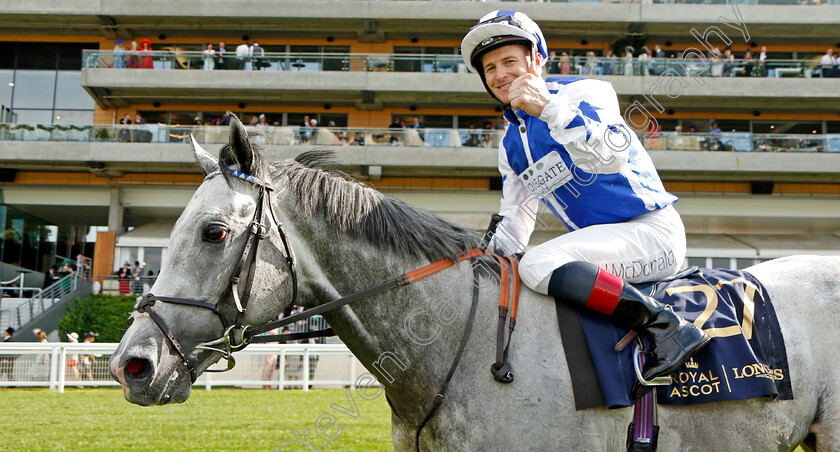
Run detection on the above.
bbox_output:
[548,261,710,382]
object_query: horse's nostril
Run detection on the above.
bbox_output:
[125,358,150,378]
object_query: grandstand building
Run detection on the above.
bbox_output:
[1,0,839,300]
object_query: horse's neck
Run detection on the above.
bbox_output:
[295,221,479,418]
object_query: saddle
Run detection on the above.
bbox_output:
[555,267,792,410]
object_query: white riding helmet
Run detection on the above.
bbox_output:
[460,10,548,74]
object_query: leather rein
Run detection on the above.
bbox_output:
[136,168,500,451]
[136,168,298,382]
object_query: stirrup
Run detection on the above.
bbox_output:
[633,337,672,388]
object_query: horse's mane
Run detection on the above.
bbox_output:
[269,151,481,261]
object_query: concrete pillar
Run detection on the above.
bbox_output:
[107,187,123,232]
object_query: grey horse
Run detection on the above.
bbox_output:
[110,119,840,451]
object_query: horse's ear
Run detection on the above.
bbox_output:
[190,135,218,175]
[228,114,254,174]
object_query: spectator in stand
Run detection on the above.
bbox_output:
[623,46,635,76]
[202,43,215,71]
[463,123,479,147]
[58,259,74,277]
[236,41,250,70]
[584,51,598,76]
[389,118,405,145]
[299,115,312,143]
[126,41,139,69]
[710,47,724,77]
[546,51,560,74]
[707,120,724,151]
[638,46,651,76]
[722,48,735,77]
[113,39,126,68]
[558,52,571,75]
[686,124,697,134]
[757,46,768,77]
[742,48,754,77]
[251,42,265,70]
[118,261,132,294]
[257,113,270,131]
[820,49,837,78]
[219,110,231,126]
[652,44,665,75]
[134,112,146,125]
[216,41,227,70]
[602,49,615,75]
[76,254,90,280]
[674,124,683,135]
[139,39,154,69]
[132,261,144,295]
[118,113,132,142]
[45,265,58,287]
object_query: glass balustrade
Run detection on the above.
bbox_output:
[1,122,838,152]
[81,51,840,78]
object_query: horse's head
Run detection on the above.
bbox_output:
[109,116,295,405]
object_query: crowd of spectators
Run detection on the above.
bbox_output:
[543,45,840,78]
[0,327,100,386]
[106,39,840,78]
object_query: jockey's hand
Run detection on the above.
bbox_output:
[508,57,550,117]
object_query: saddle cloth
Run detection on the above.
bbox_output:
[557,268,793,410]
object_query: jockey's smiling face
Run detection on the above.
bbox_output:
[481,44,534,105]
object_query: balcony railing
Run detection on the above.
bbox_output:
[1,123,840,153]
[339,0,838,3]
[81,50,840,78]
[83,50,469,73]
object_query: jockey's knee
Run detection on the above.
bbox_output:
[518,250,574,295]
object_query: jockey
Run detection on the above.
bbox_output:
[461,10,709,388]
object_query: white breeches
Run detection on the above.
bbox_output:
[519,205,686,294]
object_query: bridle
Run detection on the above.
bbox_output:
[134,165,498,451]
[136,168,298,383]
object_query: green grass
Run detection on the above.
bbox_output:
[0,388,812,451]
[0,388,393,451]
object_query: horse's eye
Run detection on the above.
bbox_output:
[204,225,228,243]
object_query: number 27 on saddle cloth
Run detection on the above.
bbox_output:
[559,268,793,410]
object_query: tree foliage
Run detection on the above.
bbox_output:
[57,294,137,343]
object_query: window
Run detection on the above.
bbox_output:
[16,43,58,70]
[53,110,93,125]
[12,70,56,109]
[11,109,53,124]
[54,71,94,109]
[420,115,454,128]
[752,121,822,134]
[716,119,750,133]
[0,69,12,107]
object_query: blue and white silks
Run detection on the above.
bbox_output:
[493,76,677,255]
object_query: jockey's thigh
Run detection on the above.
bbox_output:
[519,205,686,294]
